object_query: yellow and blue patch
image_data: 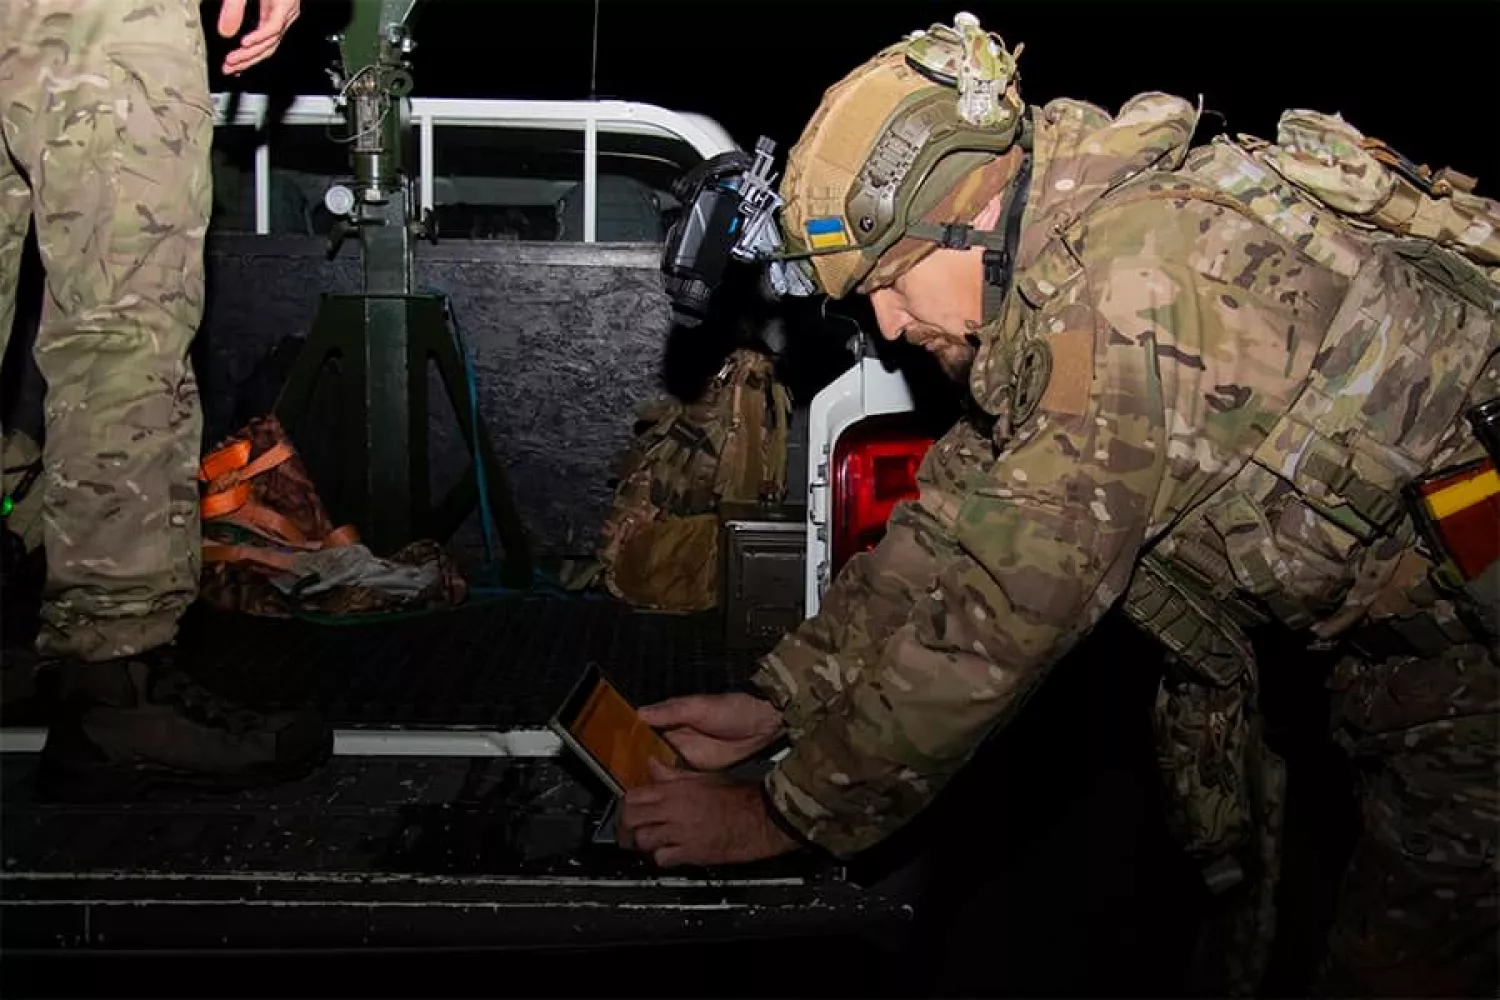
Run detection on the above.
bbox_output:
[805,216,851,250]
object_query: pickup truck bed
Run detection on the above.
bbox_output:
[0,598,911,972]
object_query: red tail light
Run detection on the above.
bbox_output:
[831,415,935,578]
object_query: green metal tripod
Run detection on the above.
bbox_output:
[273,0,532,587]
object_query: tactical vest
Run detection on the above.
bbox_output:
[1097,110,1498,995]
[1116,111,1500,690]
[571,348,793,612]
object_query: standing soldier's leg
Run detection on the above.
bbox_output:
[2,0,328,797]
[0,27,30,381]
[1319,642,1499,996]
[22,0,209,659]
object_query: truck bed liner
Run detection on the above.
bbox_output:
[0,598,908,954]
[1,756,900,952]
[179,596,763,727]
[5,596,762,729]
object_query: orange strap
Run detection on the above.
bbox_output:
[223,503,318,549]
[236,442,295,483]
[200,483,252,520]
[199,440,296,491]
[199,439,360,553]
[200,440,252,482]
[202,496,360,553]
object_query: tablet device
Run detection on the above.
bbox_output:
[549,663,682,798]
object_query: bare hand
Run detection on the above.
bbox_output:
[218,0,301,75]
[637,692,784,771]
[619,758,798,867]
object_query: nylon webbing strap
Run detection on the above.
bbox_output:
[1122,554,1255,686]
[1346,609,1479,661]
[983,155,1032,324]
[903,154,1033,325]
[1299,448,1405,540]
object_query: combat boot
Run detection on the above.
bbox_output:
[36,646,332,802]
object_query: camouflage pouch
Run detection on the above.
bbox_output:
[1153,657,1287,997]
[1248,110,1500,275]
[570,349,792,612]
[197,415,466,618]
[607,513,722,612]
[1125,556,1286,996]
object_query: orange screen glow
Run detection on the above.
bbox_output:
[568,679,679,790]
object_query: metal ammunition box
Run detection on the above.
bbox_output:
[719,502,808,651]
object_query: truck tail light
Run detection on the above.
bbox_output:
[831,415,935,578]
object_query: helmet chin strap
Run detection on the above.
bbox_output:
[903,153,1032,325]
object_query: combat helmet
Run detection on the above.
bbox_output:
[779,11,1032,300]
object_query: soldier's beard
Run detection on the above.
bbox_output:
[903,324,976,381]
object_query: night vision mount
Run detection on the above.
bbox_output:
[660,136,817,327]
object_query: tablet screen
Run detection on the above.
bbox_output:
[557,670,679,791]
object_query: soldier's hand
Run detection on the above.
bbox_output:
[637,692,784,771]
[218,0,301,75]
[618,759,797,867]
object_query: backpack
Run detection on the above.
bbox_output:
[197,415,467,618]
[1245,109,1499,277]
[1122,108,1500,689]
[567,348,793,612]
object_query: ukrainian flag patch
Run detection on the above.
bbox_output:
[806,216,851,250]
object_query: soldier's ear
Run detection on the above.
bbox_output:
[972,193,1005,231]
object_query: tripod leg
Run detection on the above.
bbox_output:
[410,297,532,588]
[273,294,375,540]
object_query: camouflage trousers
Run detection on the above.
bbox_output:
[1160,637,1498,996]
[1315,640,1499,997]
[0,0,213,661]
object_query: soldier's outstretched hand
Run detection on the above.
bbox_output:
[637,692,783,771]
[618,759,797,867]
[218,0,301,75]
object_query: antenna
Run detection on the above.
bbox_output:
[589,0,600,98]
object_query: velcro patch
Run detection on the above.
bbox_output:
[1038,328,1093,417]
[806,217,851,250]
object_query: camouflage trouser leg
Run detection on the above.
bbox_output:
[1315,641,1499,997]
[0,87,26,381]
[0,0,213,662]
[1152,660,1286,997]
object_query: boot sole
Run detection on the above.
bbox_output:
[36,737,334,804]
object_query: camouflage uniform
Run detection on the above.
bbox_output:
[751,31,1498,995]
[0,0,212,662]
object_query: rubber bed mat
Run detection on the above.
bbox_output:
[0,754,909,952]
[0,599,910,951]
[4,596,766,729]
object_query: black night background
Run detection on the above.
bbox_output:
[209,0,1499,193]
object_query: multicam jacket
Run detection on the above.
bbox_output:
[750,93,1500,858]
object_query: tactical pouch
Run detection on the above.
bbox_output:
[1125,555,1287,995]
[575,349,792,613]
[1249,109,1500,273]
[1150,647,1288,997]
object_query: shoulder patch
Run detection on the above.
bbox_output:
[1010,338,1053,427]
[1038,327,1093,418]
